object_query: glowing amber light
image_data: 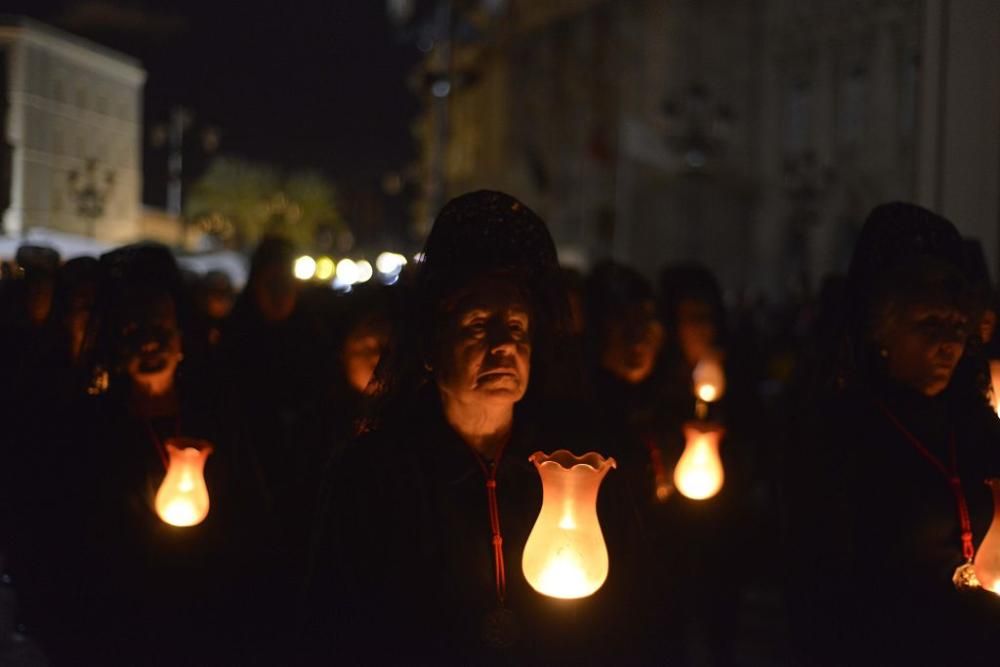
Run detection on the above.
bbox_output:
[974,479,1000,594]
[674,423,725,501]
[989,361,1000,418]
[693,356,726,403]
[522,450,616,600]
[154,440,213,527]
[315,256,335,281]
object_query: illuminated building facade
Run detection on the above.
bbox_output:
[0,16,146,243]
[414,0,1000,297]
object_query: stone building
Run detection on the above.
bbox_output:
[0,16,146,244]
[413,0,1000,298]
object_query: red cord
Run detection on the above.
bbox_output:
[643,433,670,496]
[878,401,975,561]
[471,447,508,606]
[143,419,170,470]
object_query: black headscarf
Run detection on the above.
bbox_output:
[657,262,728,347]
[365,190,571,429]
[583,260,656,364]
[87,243,188,387]
[228,235,297,324]
[833,202,983,395]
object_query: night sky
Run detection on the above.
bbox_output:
[9,0,422,210]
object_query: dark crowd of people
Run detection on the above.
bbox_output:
[2,191,1000,665]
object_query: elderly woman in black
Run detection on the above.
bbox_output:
[305,191,635,663]
[786,203,1000,664]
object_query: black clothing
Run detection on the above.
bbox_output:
[305,386,638,664]
[593,365,753,665]
[786,382,1000,665]
[7,376,236,664]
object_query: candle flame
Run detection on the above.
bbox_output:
[159,498,202,527]
[696,384,718,402]
[535,546,591,599]
[154,444,212,527]
[674,427,724,500]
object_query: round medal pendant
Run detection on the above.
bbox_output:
[481,607,519,649]
[952,561,981,590]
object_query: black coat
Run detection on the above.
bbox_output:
[785,381,1000,665]
[304,386,640,665]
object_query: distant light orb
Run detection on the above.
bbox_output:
[356,260,374,283]
[336,258,359,285]
[376,251,407,275]
[293,255,316,280]
[315,256,335,281]
[685,149,707,169]
[431,80,451,98]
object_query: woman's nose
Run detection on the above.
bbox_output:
[487,321,517,354]
[936,338,963,360]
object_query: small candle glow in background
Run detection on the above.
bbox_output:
[154,440,213,527]
[674,423,725,501]
[693,355,726,404]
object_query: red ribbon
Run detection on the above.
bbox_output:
[878,402,975,561]
[471,448,508,606]
[643,433,671,498]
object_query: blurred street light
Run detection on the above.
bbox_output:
[293,255,317,280]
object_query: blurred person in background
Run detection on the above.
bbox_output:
[215,235,329,655]
[7,243,231,662]
[657,262,759,665]
[583,260,689,661]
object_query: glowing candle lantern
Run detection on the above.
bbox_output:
[673,423,725,501]
[989,361,1000,418]
[522,450,616,600]
[693,356,726,403]
[974,479,1000,594]
[154,439,213,527]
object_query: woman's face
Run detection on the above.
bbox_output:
[601,300,664,384]
[676,298,717,367]
[342,321,388,395]
[253,263,298,322]
[434,278,532,410]
[877,303,968,396]
[121,295,183,387]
